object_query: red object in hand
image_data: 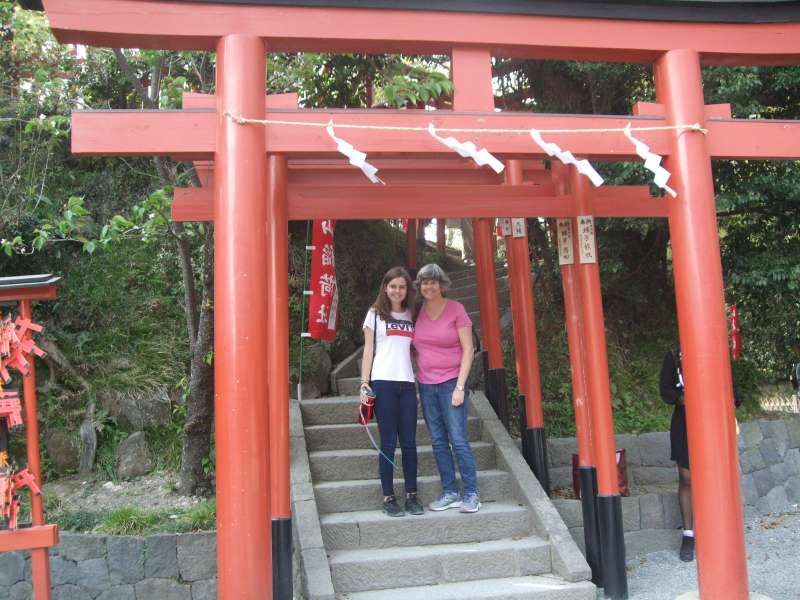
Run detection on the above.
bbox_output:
[357,386,376,425]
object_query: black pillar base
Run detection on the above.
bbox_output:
[487,368,508,427]
[272,517,293,600]
[521,426,550,495]
[579,467,603,586]
[598,495,627,599]
[481,350,492,407]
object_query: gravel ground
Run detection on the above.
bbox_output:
[617,510,800,599]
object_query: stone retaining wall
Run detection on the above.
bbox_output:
[0,531,216,600]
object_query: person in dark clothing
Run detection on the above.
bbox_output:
[660,346,740,562]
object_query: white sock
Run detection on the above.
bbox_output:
[683,529,694,538]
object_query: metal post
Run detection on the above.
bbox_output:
[655,48,749,599]
[267,154,292,600]
[18,300,51,600]
[214,34,272,599]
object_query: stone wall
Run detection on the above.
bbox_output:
[0,531,216,600]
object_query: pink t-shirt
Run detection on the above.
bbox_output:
[412,300,472,384]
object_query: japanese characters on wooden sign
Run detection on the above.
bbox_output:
[557,218,575,265]
[577,215,597,264]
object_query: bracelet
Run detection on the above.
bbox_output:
[455,384,465,392]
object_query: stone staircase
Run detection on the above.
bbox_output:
[291,389,595,600]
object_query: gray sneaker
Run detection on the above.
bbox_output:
[460,493,482,513]
[428,492,462,511]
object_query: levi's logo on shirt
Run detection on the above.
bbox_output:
[386,318,414,337]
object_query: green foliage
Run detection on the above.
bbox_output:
[182,500,216,531]
[99,506,160,535]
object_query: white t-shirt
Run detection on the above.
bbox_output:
[362,308,415,383]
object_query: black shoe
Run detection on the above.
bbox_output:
[383,495,405,517]
[679,535,695,562]
[404,492,424,516]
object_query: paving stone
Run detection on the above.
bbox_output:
[770,462,790,485]
[0,552,25,587]
[552,498,582,528]
[639,493,664,529]
[784,476,800,504]
[9,581,31,600]
[637,432,672,467]
[77,557,110,597]
[615,434,642,466]
[784,448,800,476]
[134,578,192,600]
[107,536,144,584]
[191,578,216,600]
[177,533,216,582]
[785,416,800,448]
[756,486,790,514]
[96,585,136,600]
[145,534,178,579]
[621,496,640,531]
[741,473,760,506]
[547,437,577,468]
[50,556,78,586]
[739,421,763,449]
[662,492,683,529]
[52,584,91,600]
[760,438,783,465]
[58,534,107,562]
[739,448,766,474]
[752,467,775,497]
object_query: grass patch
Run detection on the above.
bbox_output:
[182,500,216,531]
[99,507,162,535]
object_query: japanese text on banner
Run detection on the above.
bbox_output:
[307,219,338,341]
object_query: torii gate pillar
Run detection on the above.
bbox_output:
[213,34,273,599]
[655,49,749,599]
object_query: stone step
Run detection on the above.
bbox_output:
[301,396,372,426]
[337,575,597,600]
[338,377,364,396]
[313,469,512,514]
[447,276,510,300]
[448,265,507,284]
[304,417,482,452]
[458,289,511,314]
[321,501,531,550]
[329,537,551,593]
[309,441,496,481]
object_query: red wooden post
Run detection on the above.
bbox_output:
[267,154,292,599]
[18,299,52,600]
[406,219,417,270]
[655,48,749,600]
[570,168,627,599]
[504,160,549,491]
[436,218,446,253]
[213,34,272,599]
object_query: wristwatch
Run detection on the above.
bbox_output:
[455,383,465,392]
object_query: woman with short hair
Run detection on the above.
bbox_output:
[412,263,480,513]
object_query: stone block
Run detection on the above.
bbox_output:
[552,499,583,528]
[50,556,78,586]
[784,448,800,476]
[615,435,642,466]
[764,420,790,455]
[177,533,216,582]
[785,416,800,448]
[621,496,640,531]
[97,585,136,600]
[756,486,790,514]
[784,476,800,504]
[771,462,790,485]
[739,421,763,449]
[134,579,192,600]
[52,585,91,600]
[300,548,336,600]
[57,534,106,562]
[9,582,31,600]
[662,492,682,529]
[548,466,574,490]
[630,466,676,486]
[637,432,673,467]
[145,534,178,579]
[107,536,144,584]
[625,528,682,557]
[0,553,25,587]
[547,437,577,468]
[191,579,216,600]
[77,558,110,597]
[639,493,664,529]
[739,448,766,474]
[741,474,760,506]
[116,431,153,479]
[760,438,783,465]
[752,467,774,497]
[294,499,325,550]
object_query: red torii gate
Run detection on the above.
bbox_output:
[34,0,800,598]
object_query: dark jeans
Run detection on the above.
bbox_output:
[418,378,478,496]
[372,380,418,497]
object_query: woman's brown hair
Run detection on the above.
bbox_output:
[371,266,415,322]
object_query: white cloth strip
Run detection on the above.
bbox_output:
[326,121,384,184]
[623,123,677,198]
[305,245,316,251]
[303,290,314,296]
[529,130,604,187]
[428,124,505,173]
[300,332,312,338]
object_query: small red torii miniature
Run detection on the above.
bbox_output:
[0,390,24,431]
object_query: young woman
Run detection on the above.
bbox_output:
[360,266,423,517]
[412,263,480,513]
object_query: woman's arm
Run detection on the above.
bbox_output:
[360,325,375,397]
[451,326,474,407]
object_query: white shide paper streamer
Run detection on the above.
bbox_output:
[326,121,384,184]
[623,123,677,198]
[529,129,604,187]
[428,124,505,174]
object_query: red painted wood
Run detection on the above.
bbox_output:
[44,0,800,64]
[656,48,748,600]
[183,91,298,109]
[633,101,732,119]
[212,34,272,599]
[0,286,57,302]
[0,525,58,553]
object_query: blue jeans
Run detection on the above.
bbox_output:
[419,378,478,496]
[372,380,418,497]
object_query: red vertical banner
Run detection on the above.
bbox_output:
[307,219,338,341]
[729,304,742,360]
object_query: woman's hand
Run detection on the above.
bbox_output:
[451,388,465,407]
